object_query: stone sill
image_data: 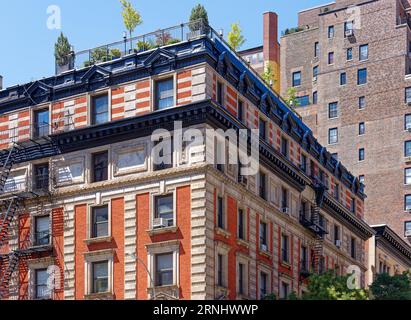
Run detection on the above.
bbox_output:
[147,226,178,236]
[259,249,272,259]
[236,239,250,248]
[84,236,113,245]
[84,292,114,300]
[215,227,231,239]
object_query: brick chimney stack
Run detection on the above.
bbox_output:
[263,12,281,93]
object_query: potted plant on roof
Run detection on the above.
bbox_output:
[188,4,209,40]
[54,32,73,74]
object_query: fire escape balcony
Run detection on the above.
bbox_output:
[299,211,328,238]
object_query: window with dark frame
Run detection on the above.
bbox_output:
[217,81,224,105]
[351,238,357,259]
[359,122,365,135]
[92,151,108,182]
[405,114,411,130]
[406,87,411,104]
[259,171,267,200]
[314,42,319,58]
[351,197,356,214]
[280,282,289,300]
[406,141,411,157]
[328,25,334,38]
[238,263,245,295]
[238,100,244,122]
[313,91,318,104]
[359,148,365,161]
[340,72,346,85]
[301,245,308,271]
[92,261,109,294]
[405,221,411,237]
[155,78,174,110]
[259,118,267,141]
[313,65,319,78]
[155,253,173,287]
[34,163,49,191]
[217,196,224,229]
[328,102,338,118]
[328,128,338,144]
[281,187,288,210]
[91,94,109,125]
[217,254,224,287]
[346,48,353,61]
[359,44,368,61]
[405,195,411,211]
[334,224,340,245]
[34,215,50,246]
[35,269,49,299]
[281,234,289,263]
[405,168,411,185]
[153,136,173,171]
[238,208,245,240]
[154,194,174,227]
[358,68,367,85]
[328,52,334,64]
[259,221,267,249]
[292,71,301,87]
[301,154,307,173]
[260,271,267,299]
[34,109,50,138]
[281,136,289,157]
[359,96,366,109]
[91,205,109,238]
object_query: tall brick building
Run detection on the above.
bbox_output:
[0,18,408,300]
[280,0,411,240]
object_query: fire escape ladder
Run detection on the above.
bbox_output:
[0,145,17,193]
[312,180,327,274]
[0,198,20,246]
[0,252,20,298]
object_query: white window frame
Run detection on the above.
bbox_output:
[236,254,250,298]
[88,90,112,126]
[84,251,114,296]
[150,189,177,230]
[215,243,230,289]
[113,142,148,176]
[89,147,111,184]
[152,72,177,112]
[258,264,272,300]
[87,201,112,241]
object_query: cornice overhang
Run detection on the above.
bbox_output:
[373,225,411,265]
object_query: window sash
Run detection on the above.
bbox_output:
[217,196,224,229]
[359,45,368,60]
[155,253,173,286]
[405,195,411,210]
[154,195,174,226]
[259,222,267,246]
[329,129,338,144]
[92,206,109,238]
[358,69,367,85]
[328,103,338,118]
[92,152,108,182]
[92,95,109,125]
[238,209,245,240]
[155,78,174,110]
[292,72,301,86]
[92,261,109,294]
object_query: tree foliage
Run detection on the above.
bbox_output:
[54,32,71,66]
[189,4,209,26]
[262,62,276,89]
[227,23,245,51]
[285,87,300,107]
[370,272,411,300]
[120,0,142,47]
[302,271,368,300]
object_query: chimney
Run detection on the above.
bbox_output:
[0,75,3,91]
[263,12,281,93]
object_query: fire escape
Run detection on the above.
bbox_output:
[0,132,58,299]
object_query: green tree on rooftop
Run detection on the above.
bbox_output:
[285,87,300,108]
[54,32,72,67]
[189,4,209,31]
[227,22,245,51]
[120,0,143,50]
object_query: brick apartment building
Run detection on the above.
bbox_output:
[280,0,411,241]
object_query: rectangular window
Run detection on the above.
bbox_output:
[153,137,173,171]
[340,72,346,85]
[344,21,354,35]
[292,71,301,87]
[405,169,411,185]
[405,114,411,130]
[238,100,244,122]
[259,221,267,249]
[351,198,356,214]
[405,195,411,211]
[154,195,174,227]
[238,263,245,295]
[328,26,334,38]
[359,175,365,184]
[359,148,365,161]
[281,234,289,263]
[328,52,334,65]
[406,87,411,104]
[301,245,308,271]
[34,215,50,246]
[281,187,288,210]
[238,209,245,240]
[358,68,367,85]
[280,282,289,300]
[351,238,356,259]
[217,196,224,229]
[259,171,267,200]
[217,254,224,287]
[92,151,108,182]
[155,78,174,110]
[346,48,353,61]
[91,94,109,125]
[259,118,267,141]
[359,44,368,61]
[92,261,109,294]
[359,96,366,109]
[216,81,224,105]
[296,95,310,107]
[34,109,50,138]
[314,42,320,57]
[328,102,338,118]
[35,269,49,299]
[334,183,340,201]
[313,91,318,104]
[405,221,411,237]
[34,163,49,191]
[281,136,289,157]
[406,141,411,157]
[155,253,173,287]
[334,224,340,245]
[260,272,267,299]
[301,154,307,173]
[359,122,365,135]
[328,128,338,144]
[313,66,319,78]
[91,205,109,238]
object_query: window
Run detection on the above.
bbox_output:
[35,269,49,299]
[314,42,320,57]
[259,118,267,141]
[217,196,224,229]
[91,94,109,125]
[405,114,411,130]
[238,100,244,122]
[351,198,356,214]
[346,48,353,61]
[260,272,268,299]
[359,148,365,161]
[153,137,173,171]
[357,68,367,85]
[359,96,366,109]
[328,26,334,38]
[34,163,49,191]
[406,141,411,157]
[313,91,318,104]
[281,136,289,157]
[217,254,224,287]
[359,44,368,61]
[359,122,365,135]
[344,21,354,36]
[328,128,338,144]
[350,238,356,259]
[340,72,346,85]
[301,154,307,173]
[301,246,308,271]
[258,171,267,200]
[334,183,340,201]
[238,209,245,240]
[217,81,224,105]
[92,261,109,294]
[328,102,338,119]
[328,52,334,65]
[405,195,411,211]
[259,221,267,250]
[281,187,288,210]
[34,109,49,138]
[155,253,173,286]
[155,78,174,110]
[154,195,174,227]
[318,213,325,229]
[334,224,340,245]
[34,215,50,246]
[296,95,310,107]
[238,263,245,295]
[292,71,301,87]
[406,87,411,104]
[405,221,411,237]
[91,205,109,238]
[313,66,319,78]
[91,151,108,182]
[280,282,289,300]
[359,175,365,184]
[281,234,289,263]
[406,168,411,185]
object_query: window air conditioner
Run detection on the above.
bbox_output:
[153,218,167,229]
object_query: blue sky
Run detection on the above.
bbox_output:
[0,0,326,88]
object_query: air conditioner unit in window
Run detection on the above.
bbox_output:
[313,76,318,82]
[261,244,268,252]
[153,218,168,229]
[405,230,411,237]
[407,125,411,132]
[282,207,290,214]
[335,240,342,248]
[405,156,411,163]
[345,29,354,37]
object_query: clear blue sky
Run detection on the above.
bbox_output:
[0,0,326,88]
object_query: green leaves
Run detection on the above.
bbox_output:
[370,272,411,300]
[189,4,209,26]
[54,32,71,66]
[227,23,245,51]
[120,0,142,38]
